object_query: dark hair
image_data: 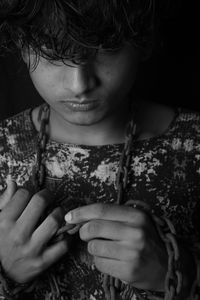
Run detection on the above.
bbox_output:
[0,0,155,65]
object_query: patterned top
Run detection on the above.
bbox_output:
[0,107,200,300]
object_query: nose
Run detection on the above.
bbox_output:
[64,64,98,96]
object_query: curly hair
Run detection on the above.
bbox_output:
[0,0,155,64]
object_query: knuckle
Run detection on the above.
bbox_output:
[135,228,145,242]
[20,244,31,257]
[11,231,26,245]
[87,221,100,236]
[130,210,146,225]
[32,259,43,273]
[95,203,106,218]
[88,240,97,255]
[80,222,100,240]
[135,229,146,251]
[128,228,145,247]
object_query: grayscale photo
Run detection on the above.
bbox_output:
[0,1,199,299]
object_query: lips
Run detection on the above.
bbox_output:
[60,100,100,112]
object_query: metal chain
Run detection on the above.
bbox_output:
[34,104,184,300]
[32,103,50,192]
[103,115,137,300]
[8,103,198,300]
[116,116,137,204]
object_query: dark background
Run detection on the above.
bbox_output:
[0,0,199,120]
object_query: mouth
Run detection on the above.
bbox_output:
[60,100,100,112]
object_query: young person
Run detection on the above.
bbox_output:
[0,1,199,299]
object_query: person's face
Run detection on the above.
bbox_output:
[26,44,141,126]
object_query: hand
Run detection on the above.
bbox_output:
[65,203,168,291]
[0,180,69,283]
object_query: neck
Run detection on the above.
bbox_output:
[48,106,131,146]
[32,100,176,146]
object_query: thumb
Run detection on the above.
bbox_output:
[0,176,17,210]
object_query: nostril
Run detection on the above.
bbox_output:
[71,68,97,95]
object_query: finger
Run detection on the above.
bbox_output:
[79,220,144,243]
[94,256,135,283]
[27,240,69,280]
[31,207,65,253]
[88,239,139,261]
[0,179,17,210]
[0,188,32,220]
[16,189,55,238]
[39,240,69,270]
[65,203,145,226]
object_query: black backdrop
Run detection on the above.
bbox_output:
[0,0,199,120]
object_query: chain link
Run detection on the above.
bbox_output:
[10,103,198,300]
[32,104,50,192]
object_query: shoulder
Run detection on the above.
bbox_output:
[134,101,200,140]
[162,108,200,157]
[135,101,200,151]
[177,107,200,122]
[171,108,200,136]
[0,108,37,154]
[0,108,38,190]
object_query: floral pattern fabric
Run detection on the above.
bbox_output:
[0,107,200,299]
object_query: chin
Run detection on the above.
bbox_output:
[62,112,107,127]
[63,112,106,126]
[64,118,102,126]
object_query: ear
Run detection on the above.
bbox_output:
[21,48,29,64]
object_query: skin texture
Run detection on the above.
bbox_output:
[6,44,174,288]
[64,203,168,291]
[0,44,195,296]
[0,180,70,283]
[26,44,141,145]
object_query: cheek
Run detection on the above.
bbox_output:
[30,69,58,100]
[103,65,137,96]
[102,55,139,93]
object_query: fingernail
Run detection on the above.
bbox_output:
[65,212,72,223]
